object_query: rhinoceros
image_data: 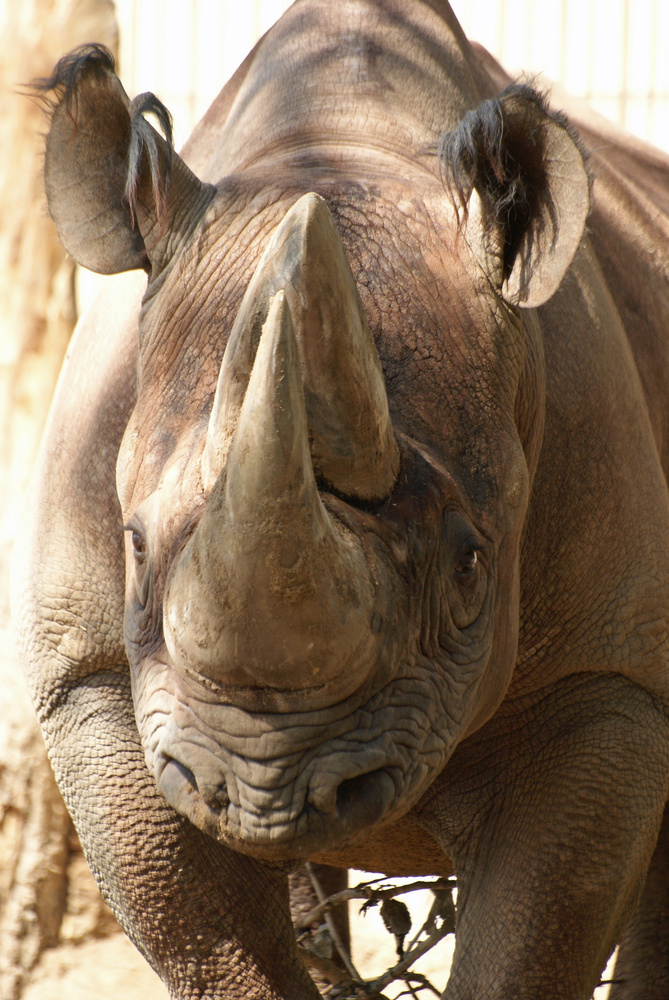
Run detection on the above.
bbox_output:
[14,0,669,997]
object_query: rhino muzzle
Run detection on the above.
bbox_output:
[163,193,399,702]
[155,746,398,860]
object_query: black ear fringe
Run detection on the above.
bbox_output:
[126,92,174,232]
[438,84,584,281]
[29,44,174,237]
[28,43,117,117]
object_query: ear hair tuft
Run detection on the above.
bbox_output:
[126,93,174,233]
[29,44,174,237]
[438,83,589,284]
[28,43,117,122]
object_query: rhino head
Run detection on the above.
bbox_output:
[38,34,589,861]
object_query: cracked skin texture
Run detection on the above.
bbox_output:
[13,1,669,998]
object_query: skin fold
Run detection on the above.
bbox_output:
[13,1,669,997]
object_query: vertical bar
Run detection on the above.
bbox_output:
[587,0,595,101]
[649,0,658,143]
[157,0,165,103]
[559,0,567,88]
[620,0,629,128]
[190,0,198,133]
[498,0,506,62]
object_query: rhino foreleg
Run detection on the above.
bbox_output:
[45,669,321,1000]
[14,271,320,999]
[416,673,669,1000]
[609,802,669,1000]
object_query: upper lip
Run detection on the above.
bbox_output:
[156,750,396,859]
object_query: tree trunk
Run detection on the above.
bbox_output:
[0,3,122,997]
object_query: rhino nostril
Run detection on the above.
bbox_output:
[335,768,393,824]
[159,757,229,813]
[310,768,388,818]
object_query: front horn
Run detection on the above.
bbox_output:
[165,292,386,697]
[202,192,399,502]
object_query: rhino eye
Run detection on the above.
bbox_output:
[441,512,488,631]
[131,530,146,563]
[454,545,478,578]
[125,524,151,608]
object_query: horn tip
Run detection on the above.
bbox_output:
[288,191,333,232]
[266,288,295,343]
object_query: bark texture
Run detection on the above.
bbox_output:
[0,2,119,997]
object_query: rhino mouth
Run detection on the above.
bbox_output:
[156,753,396,860]
[132,650,463,861]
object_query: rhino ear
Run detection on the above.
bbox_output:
[34,44,213,275]
[440,84,590,308]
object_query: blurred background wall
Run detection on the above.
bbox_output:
[112,0,669,151]
[455,0,669,148]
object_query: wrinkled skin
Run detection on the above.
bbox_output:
[13,1,669,998]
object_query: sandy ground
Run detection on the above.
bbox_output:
[22,887,453,1000]
[21,870,617,1000]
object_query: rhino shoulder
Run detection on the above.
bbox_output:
[13,271,144,711]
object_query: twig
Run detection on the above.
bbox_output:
[297,944,351,987]
[327,924,451,999]
[398,972,441,997]
[297,873,455,999]
[295,877,455,933]
[363,924,451,996]
[407,882,456,951]
[306,862,361,982]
